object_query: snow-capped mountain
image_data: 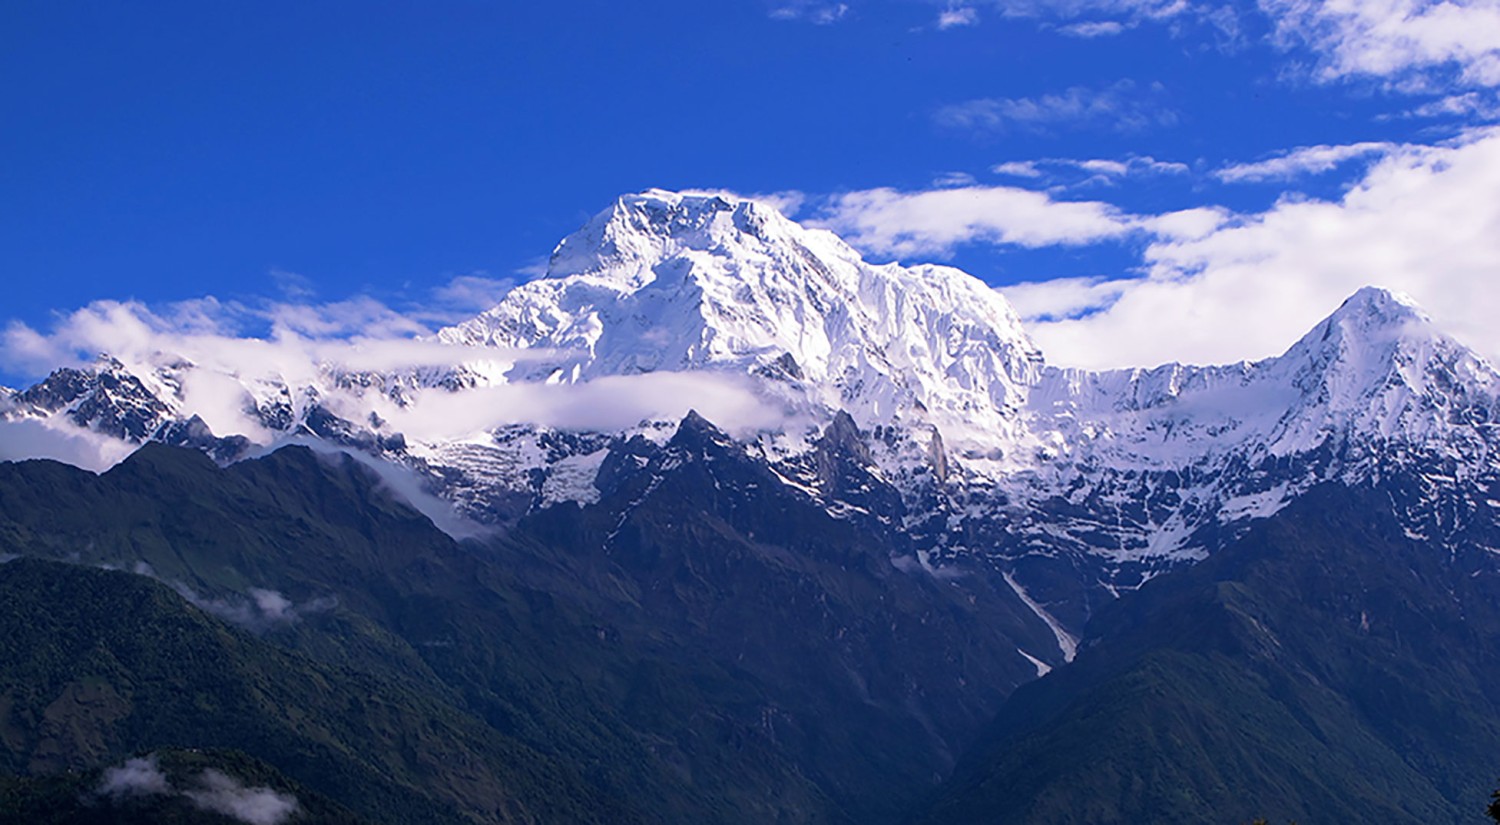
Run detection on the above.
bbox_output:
[973,286,1500,621]
[441,190,1044,437]
[7,189,1500,641]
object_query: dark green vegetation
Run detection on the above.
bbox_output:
[0,422,1056,823]
[7,427,1500,823]
[0,747,369,824]
[913,483,1500,824]
[0,557,622,823]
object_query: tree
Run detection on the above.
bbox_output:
[1488,781,1500,824]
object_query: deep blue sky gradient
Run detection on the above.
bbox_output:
[1,1,1475,356]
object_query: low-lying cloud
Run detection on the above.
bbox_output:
[95,755,300,825]
[367,371,785,442]
[0,418,138,473]
[98,756,173,799]
[186,769,301,825]
[170,580,337,634]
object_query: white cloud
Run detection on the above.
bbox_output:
[268,269,316,301]
[1215,141,1400,182]
[98,756,172,799]
[0,418,137,473]
[1141,206,1232,241]
[1076,159,1130,175]
[1041,155,1191,181]
[1398,89,1500,118]
[370,372,784,441]
[1059,19,1129,36]
[171,579,338,633]
[1001,276,1137,321]
[973,0,1187,21]
[992,161,1045,177]
[938,6,980,28]
[95,756,299,825]
[268,438,491,540]
[770,1,849,24]
[680,187,808,217]
[936,80,1177,134]
[185,770,299,825]
[933,171,980,187]
[813,185,1137,258]
[1024,127,1500,369]
[1263,0,1500,88]
[0,299,526,391]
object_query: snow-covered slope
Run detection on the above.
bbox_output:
[441,190,1043,440]
[7,189,1500,634]
[969,286,1500,611]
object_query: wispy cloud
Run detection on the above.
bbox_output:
[429,274,516,312]
[993,155,1190,183]
[937,6,980,28]
[1394,90,1500,120]
[971,0,1188,21]
[1263,0,1500,89]
[0,298,516,387]
[1058,20,1129,37]
[936,80,1178,135]
[186,770,300,825]
[992,161,1045,178]
[769,1,849,24]
[1001,276,1138,321]
[813,185,1138,258]
[0,417,139,472]
[169,580,338,634]
[932,171,980,187]
[1215,141,1400,182]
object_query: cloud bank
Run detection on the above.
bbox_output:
[1013,127,1500,369]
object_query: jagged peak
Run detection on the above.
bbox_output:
[438,189,1042,437]
[1303,286,1434,347]
[544,189,823,287]
[1277,285,1480,382]
[669,408,735,452]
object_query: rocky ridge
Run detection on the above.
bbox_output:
[7,190,1499,647]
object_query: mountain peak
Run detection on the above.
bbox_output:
[1283,285,1452,370]
[545,189,807,287]
[1263,285,1500,448]
[439,189,1042,434]
[1323,285,1431,337]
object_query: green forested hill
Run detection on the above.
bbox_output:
[913,483,1500,824]
[0,747,370,824]
[0,445,812,823]
[0,557,627,823]
[0,438,1035,824]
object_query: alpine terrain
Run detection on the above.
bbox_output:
[2,189,1499,822]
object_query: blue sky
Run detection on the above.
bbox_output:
[5,0,1500,382]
